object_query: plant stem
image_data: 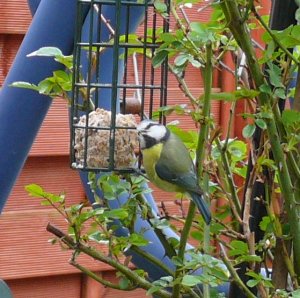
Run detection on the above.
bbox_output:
[221,1,300,278]
[130,246,175,277]
[70,260,138,290]
[136,193,177,258]
[253,8,299,65]
[201,42,213,298]
[172,43,213,298]
[172,202,197,298]
[46,223,172,298]
[219,244,256,298]
[215,138,242,216]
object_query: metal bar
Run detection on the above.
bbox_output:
[148,8,156,118]
[83,0,96,168]
[78,0,155,7]
[74,82,164,89]
[140,0,149,120]
[121,4,131,113]
[109,0,122,170]
[160,0,169,125]
[77,42,160,48]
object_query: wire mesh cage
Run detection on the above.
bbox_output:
[70,0,170,172]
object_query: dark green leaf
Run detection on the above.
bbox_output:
[242,124,255,138]
[266,63,284,88]
[259,83,272,95]
[255,119,267,130]
[152,50,168,68]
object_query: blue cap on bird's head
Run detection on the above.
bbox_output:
[137,120,169,149]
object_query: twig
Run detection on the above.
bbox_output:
[219,244,256,298]
[70,260,138,290]
[252,7,299,65]
[46,223,172,298]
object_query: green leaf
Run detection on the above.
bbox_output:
[174,54,189,66]
[105,208,128,219]
[152,50,168,68]
[119,277,130,290]
[88,231,104,243]
[27,47,63,57]
[255,119,267,130]
[236,254,262,263]
[129,233,149,246]
[246,279,259,288]
[266,62,284,88]
[25,184,45,197]
[292,289,300,298]
[10,81,39,92]
[228,140,247,161]
[154,0,167,13]
[146,286,161,295]
[55,55,73,69]
[242,124,255,138]
[210,92,236,102]
[259,216,272,232]
[37,79,56,95]
[282,110,300,127]
[274,87,286,99]
[234,88,259,99]
[259,83,272,95]
[229,240,248,256]
[181,275,201,287]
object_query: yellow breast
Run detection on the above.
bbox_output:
[142,144,181,193]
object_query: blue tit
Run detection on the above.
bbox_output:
[137,120,211,224]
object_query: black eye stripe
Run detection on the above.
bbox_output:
[144,122,158,130]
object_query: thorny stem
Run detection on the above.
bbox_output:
[47,223,172,298]
[198,42,213,298]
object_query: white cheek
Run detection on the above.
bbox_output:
[147,126,166,140]
[138,135,146,149]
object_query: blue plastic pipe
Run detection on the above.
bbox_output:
[0,0,89,211]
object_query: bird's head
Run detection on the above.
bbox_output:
[137,120,170,150]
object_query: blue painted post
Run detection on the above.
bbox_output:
[0,0,88,210]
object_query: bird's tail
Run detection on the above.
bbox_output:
[189,192,211,224]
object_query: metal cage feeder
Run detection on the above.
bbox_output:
[70,0,170,173]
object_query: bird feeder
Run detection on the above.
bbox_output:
[70,0,170,172]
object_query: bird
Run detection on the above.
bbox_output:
[136,119,211,224]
